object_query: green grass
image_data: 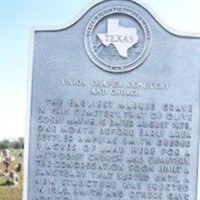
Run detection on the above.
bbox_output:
[0,149,23,200]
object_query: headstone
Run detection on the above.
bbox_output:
[24,0,200,200]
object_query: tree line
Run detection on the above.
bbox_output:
[0,138,24,150]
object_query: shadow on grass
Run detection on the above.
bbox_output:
[0,182,15,187]
[0,178,19,187]
[0,184,10,187]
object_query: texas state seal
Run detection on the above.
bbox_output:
[85,6,152,73]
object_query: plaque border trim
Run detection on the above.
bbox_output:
[23,1,200,200]
[23,29,35,200]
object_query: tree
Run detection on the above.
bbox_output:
[0,139,10,150]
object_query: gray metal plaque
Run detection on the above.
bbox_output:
[24,0,200,200]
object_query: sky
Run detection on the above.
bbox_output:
[0,0,200,141]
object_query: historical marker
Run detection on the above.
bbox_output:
[24,0,200,200]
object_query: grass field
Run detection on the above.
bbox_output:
[0,149,23,200]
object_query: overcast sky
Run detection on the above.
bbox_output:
[1,0,200,140]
